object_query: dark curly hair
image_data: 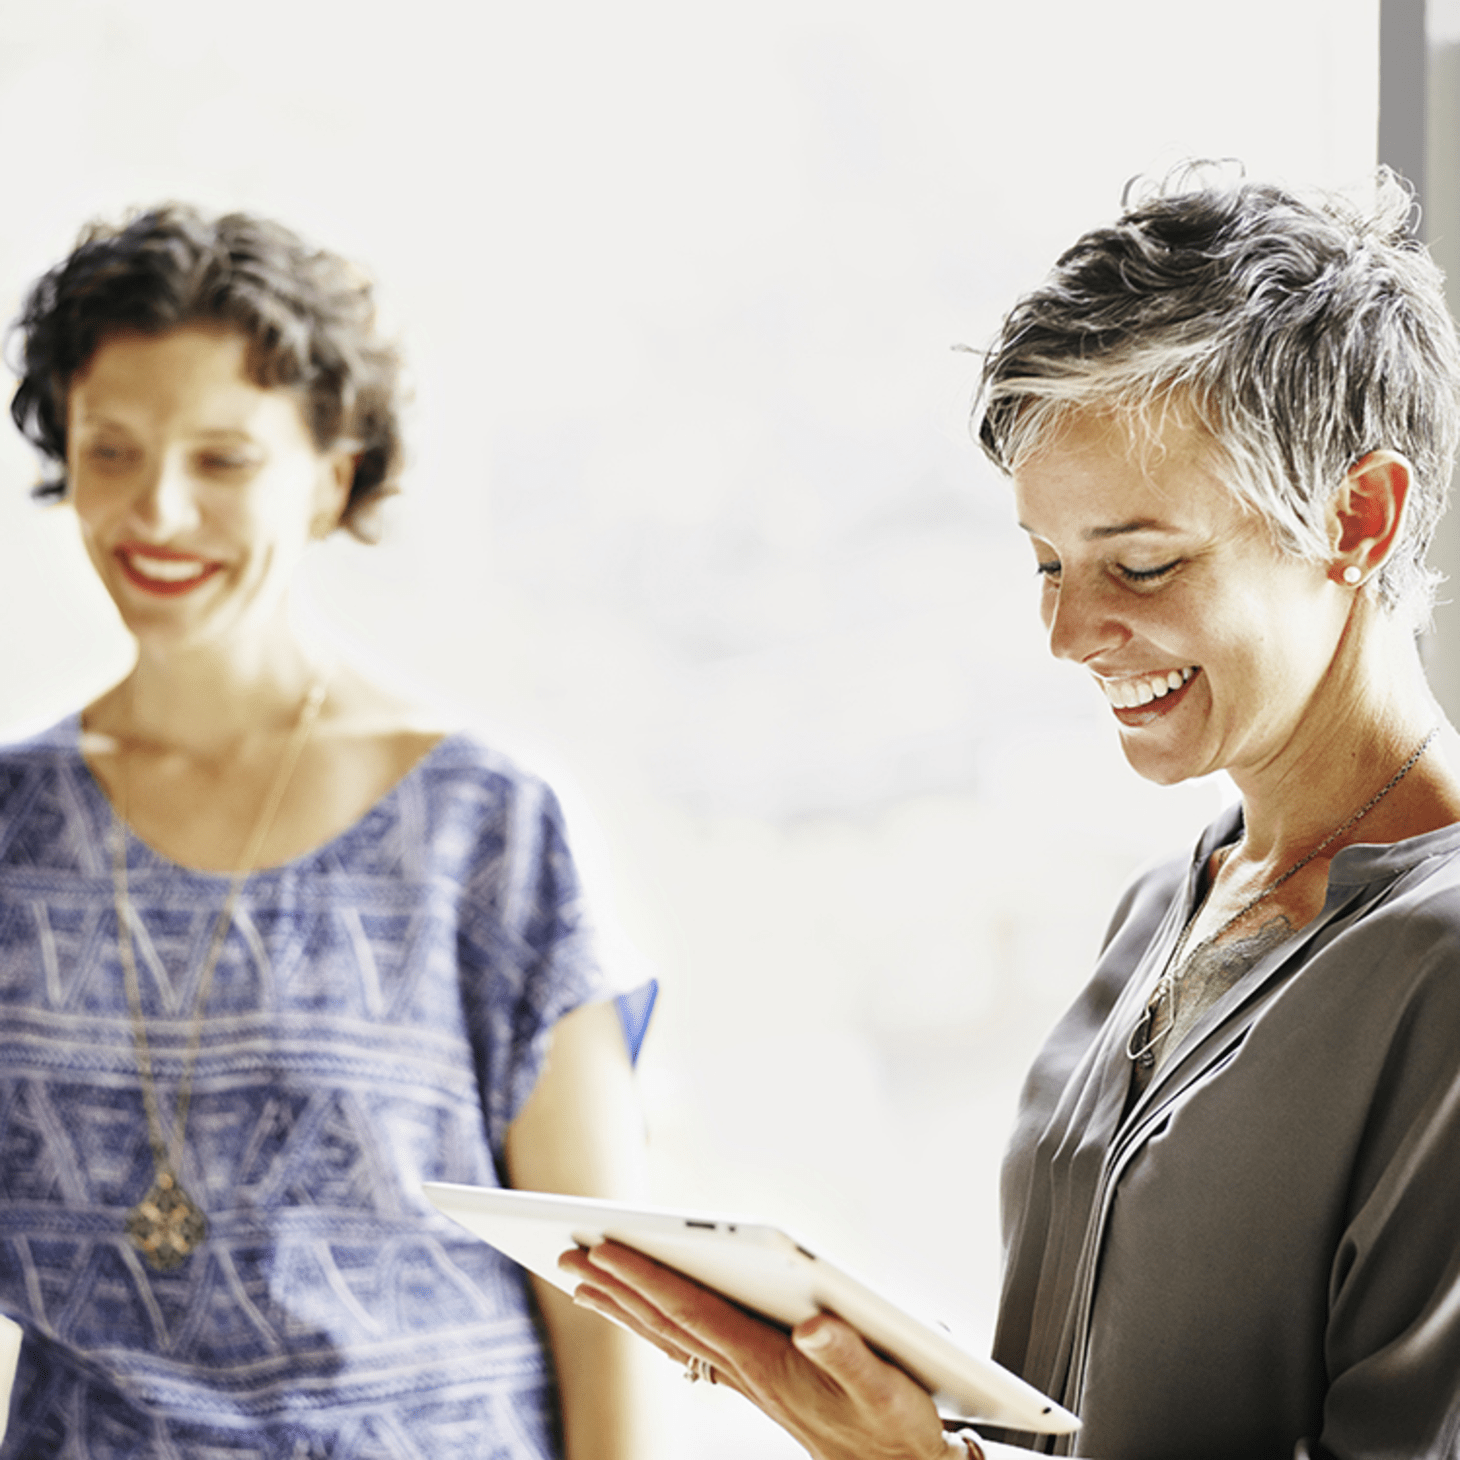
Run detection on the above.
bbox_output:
[7,204,404,541]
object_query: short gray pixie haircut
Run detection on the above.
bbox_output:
[975,170,1460,622]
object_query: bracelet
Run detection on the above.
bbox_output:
[942,1430,985,1459]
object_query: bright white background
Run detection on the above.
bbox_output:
[0,2,1378,1452]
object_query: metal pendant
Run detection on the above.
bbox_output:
[1129,1008,1157,1068]
[126,1170,207,1271]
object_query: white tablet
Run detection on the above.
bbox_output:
[423,1183,1079,1435]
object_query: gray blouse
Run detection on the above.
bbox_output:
[994,806,1460,1459]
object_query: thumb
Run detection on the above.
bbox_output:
[791,1314,880,1388]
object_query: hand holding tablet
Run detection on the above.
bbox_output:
[423,1183,1078,1437]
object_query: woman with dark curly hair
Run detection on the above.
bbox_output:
[0,205,656,1459]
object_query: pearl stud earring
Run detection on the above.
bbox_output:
[1342,565,1362,585]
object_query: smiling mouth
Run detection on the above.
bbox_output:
[1099,666,1196,709]
[1096,666,1199,723]
[116,548,222,597]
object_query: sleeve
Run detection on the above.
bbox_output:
[456,771,616,1159]
[1304,933,1460,1460]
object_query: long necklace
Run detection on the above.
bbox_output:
[111,682,327,1271]
[1126,726,1440,1070]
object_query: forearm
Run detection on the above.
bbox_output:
[534,1278,665,1460]
[506,1001,661,1459]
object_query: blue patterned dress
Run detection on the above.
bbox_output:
[0,719,652,1459]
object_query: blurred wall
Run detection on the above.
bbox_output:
[0,3,1379,1452]
[1426,0,1460,720]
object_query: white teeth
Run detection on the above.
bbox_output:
[127,553,207,582]
[1100,666,1196,709]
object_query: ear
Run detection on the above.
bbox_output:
[1327,450,1411,587]
[310,446,357,539]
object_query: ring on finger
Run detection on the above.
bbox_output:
[682,1353,717,1385]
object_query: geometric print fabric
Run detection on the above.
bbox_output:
[0,721,611,1458]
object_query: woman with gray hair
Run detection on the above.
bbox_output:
[560,173,1460,1459]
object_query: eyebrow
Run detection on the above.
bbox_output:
[1082,519,1175,541]
[72,415,255,439]
[1016,518,1176,541]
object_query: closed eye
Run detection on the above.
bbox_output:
[1036,560,1061,581]
[196,450,260,475]
[84,441,139,468]
[1117,559,1182,584]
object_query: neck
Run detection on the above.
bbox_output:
[1228,610,1448,861]
[101,612,328,760]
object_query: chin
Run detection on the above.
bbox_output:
[1117,734,1204,788]
[113,595,235,654]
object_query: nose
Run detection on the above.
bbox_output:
[127,452,200,539]
[1043,571,1131,665]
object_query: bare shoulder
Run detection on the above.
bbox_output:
[314,663,457,779]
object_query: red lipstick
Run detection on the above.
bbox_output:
[114,546,222,598]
